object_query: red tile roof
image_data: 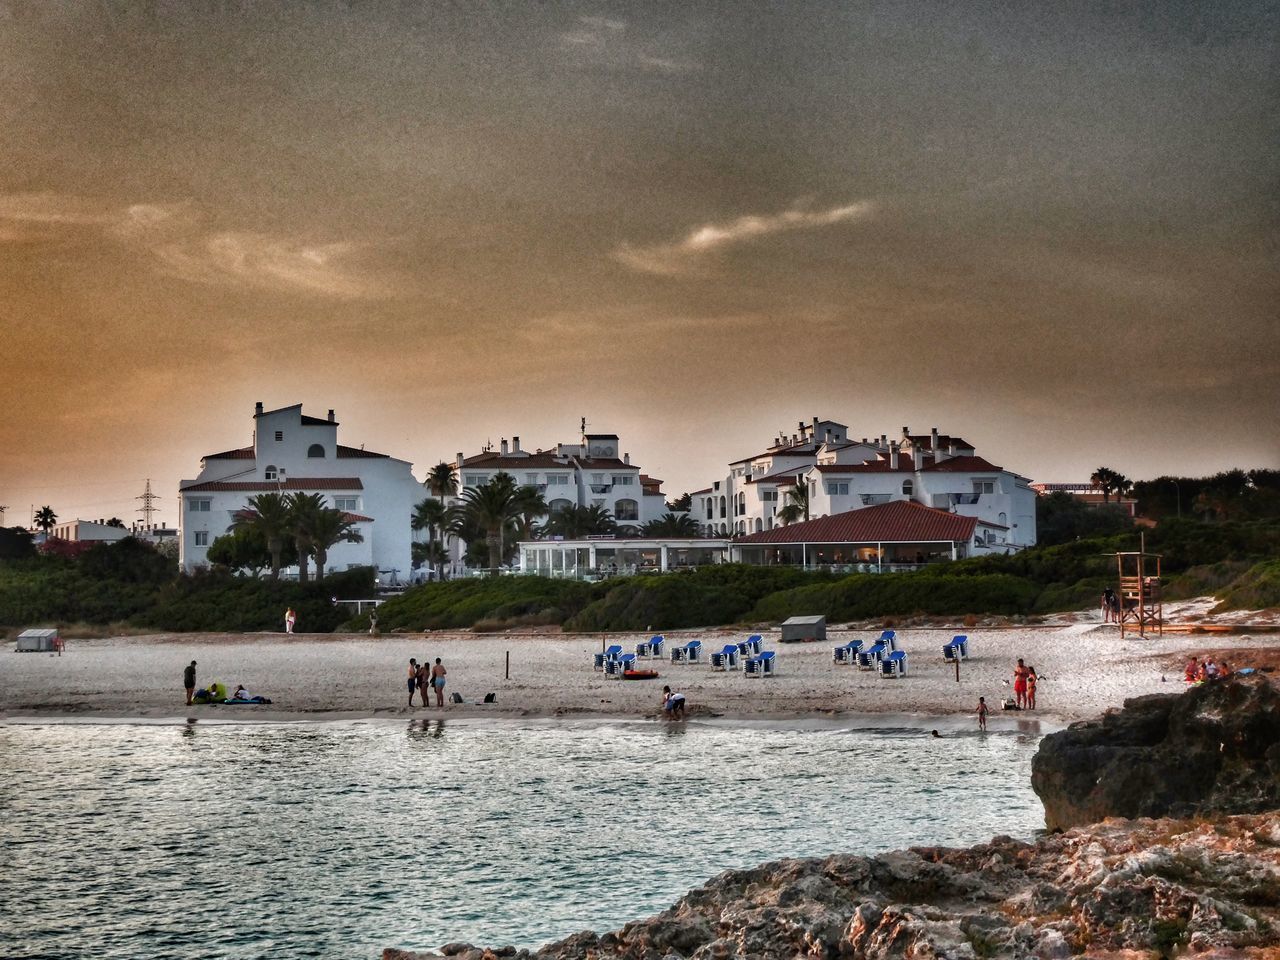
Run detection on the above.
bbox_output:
[342,512,375,523]
[461,452,575,469]
[814,453,917,473]
[729,443,817,465]
[337,444,390,459]
[734,500,978,545]
[180,478,364,493]
[203,446,254,460]
[921,455,1004,473]
[745,468,806,484]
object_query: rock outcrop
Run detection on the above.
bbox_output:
[386,812,1280,960]
[1031,676,1280,831]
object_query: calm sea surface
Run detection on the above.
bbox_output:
[1,717,1045,959]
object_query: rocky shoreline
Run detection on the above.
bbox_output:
[387,678,1280,960]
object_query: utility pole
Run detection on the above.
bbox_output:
[136,479,160,528]
[0,505,7,526]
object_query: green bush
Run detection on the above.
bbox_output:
[1163,561,1254,601]
[138,567,376,632]
[1210,560,1280,613]
[750,571,1039,622]
[0,558,158,627]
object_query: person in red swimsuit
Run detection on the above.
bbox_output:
[1013,658,1029,709]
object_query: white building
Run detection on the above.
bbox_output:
[455,429,669,534]
[49,519,132,543]
[179,402,423,581]
[691,419,1036,550]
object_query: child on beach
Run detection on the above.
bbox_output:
[662,685,686,719]
[285,607,297,634]
[977,696,988,731]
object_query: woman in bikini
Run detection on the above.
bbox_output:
[1026,666,1038,710]
[1013,658,1029,709]
[417,659,432,707]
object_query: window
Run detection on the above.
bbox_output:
[525,473,539,485]
[902,479,914,496]
[548,474,569,485]
[615,499,639,521]
[334,497,359,512]
[611,475,634,485]
[307,443,325,458]
[187,498,211,512]
[591,474,604,484]
[826,482,849,496]
[193,531,209,547]
[998,512,1007,526]
[274,431,283,442]
[264,465,278,481]
[762,490,778,502]
[463,473,487,486]
[705,499,713,520]
[972,480,996,495]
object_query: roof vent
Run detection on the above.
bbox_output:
[328,409,335,422]
[254,401,263,416]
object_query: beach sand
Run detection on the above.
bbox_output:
[3,608,1276,725]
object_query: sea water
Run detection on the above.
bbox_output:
[0,717,1045,959]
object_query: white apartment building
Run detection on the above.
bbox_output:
[691,419,1037,550]
[455,430,668,533]
[48,519,132,544]
[179,403,423,580]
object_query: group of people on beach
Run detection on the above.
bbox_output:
[1184,657,1231,683]
[1012,658,1039,710]
[407,657,448,707]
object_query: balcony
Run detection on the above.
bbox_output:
[589,484,612,494]
[859,494,892,505]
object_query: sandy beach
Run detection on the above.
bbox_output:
[3,608,1276,725]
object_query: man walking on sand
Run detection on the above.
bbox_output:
[184,660,197,706]
[284,607,297,634]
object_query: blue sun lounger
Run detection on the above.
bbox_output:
[943,635,968,662]
[671,639,702,664]
[858,641,888,670]
[595,644,625,670]
[833,639,863,664]
[879,650,907,678]
[737,635,763,658]
[879,630,897,652]
[710,644,739,671]
[636,635,665,659]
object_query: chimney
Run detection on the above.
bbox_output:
[328,409,335,423]
[948,440,956,456]
[624,452,630,465]
[455,452,464,468]
[889,442,900,470]
[931,427,939,450]
[500,439,509,455]
[902,426,910,439]
[512,436,521,453]
[254,401,263,416]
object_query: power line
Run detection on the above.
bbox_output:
[137,478,160,527]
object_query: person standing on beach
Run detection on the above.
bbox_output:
[1013,658,1029,709]
[184,660,197,706]
[284,607,297,634]
[407,658,418,708]
[1026,667,1038,710]
[430,657,447,707]
[416,659,431,707]
[977,696,989,731]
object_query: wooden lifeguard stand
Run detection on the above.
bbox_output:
[1116,534,1162,638]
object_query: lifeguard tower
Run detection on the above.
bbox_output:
[1115,537,1162,638]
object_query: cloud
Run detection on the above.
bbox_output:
[0,192,393,299]
[154,232,392,300]
[614,201,875,275]
[559,15,698,74]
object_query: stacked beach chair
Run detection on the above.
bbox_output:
[942,635,969,662]
[743,650,776,678]
[636,635,665,659]
[710,644,740,671]
[594,644,624,671]
[670,639,703,664]
[856,630,897,671]
[879,649,908,678]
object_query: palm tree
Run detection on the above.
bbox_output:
[33,506,57,534]
[412,497,450,579]
[426,461,458,500]
[778,481,810,525]
[308,508,364,580]
[105,517,125,528]
[1090,467,1119,503]
[542,503,617,539]
[286,492,327,583]
[641,513,701,537]
[512,485,549,541]
[1113,474,1133,499]
[458,473,523,572]
[232,492,292,579]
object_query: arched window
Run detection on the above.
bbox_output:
[307,443,326,458]
[719,496,727,518]
[998,511,1007,526]
[902,479,914,496]
[549,498,573,514]
[264,465,278,481]
[705,499,713,520]
[615,499,638,521]
[755,518,763,532]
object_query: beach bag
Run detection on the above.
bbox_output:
[483,693,496,704]
[450,692,463,704]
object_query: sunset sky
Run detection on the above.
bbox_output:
[1,1,1277,528]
